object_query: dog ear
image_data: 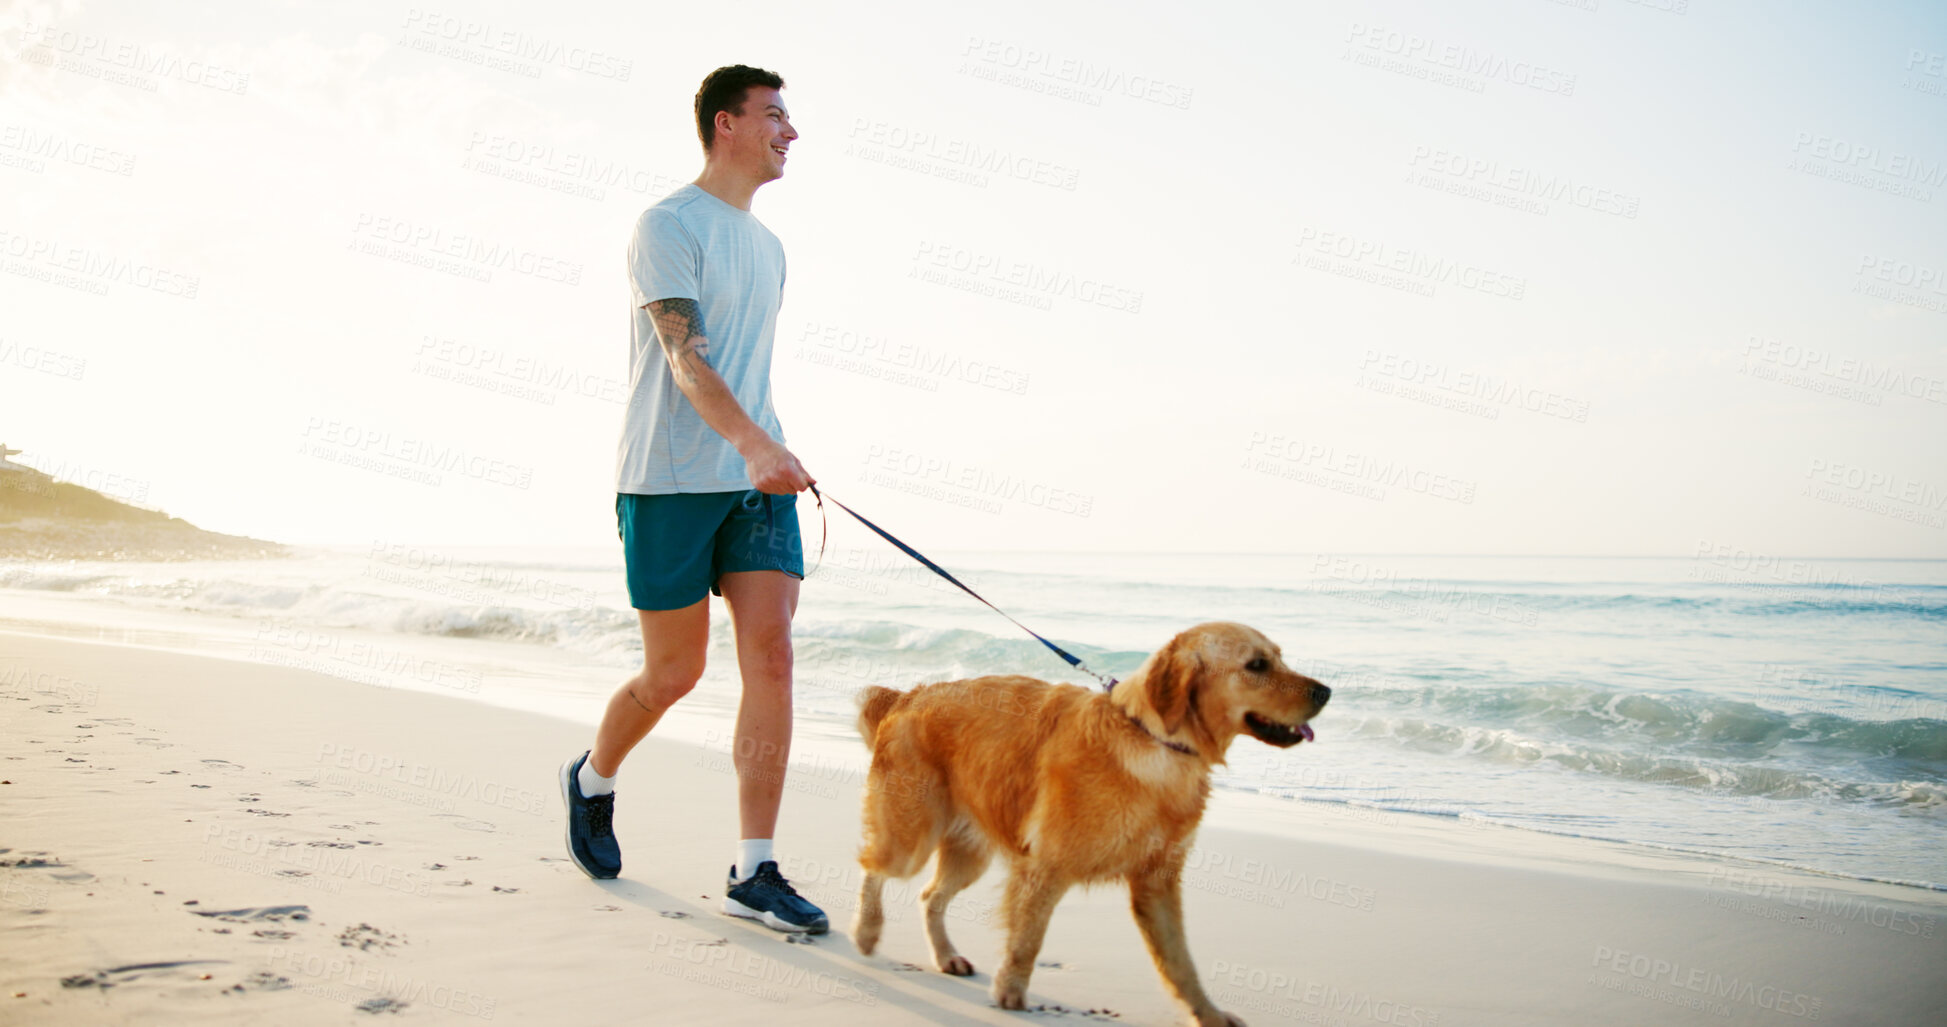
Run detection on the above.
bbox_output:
[1147,635,1201,735]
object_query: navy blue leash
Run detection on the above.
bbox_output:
[805,483,1119,693]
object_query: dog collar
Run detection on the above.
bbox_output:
[1127,714,1198,757]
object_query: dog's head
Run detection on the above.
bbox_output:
[1118,622,1331,763]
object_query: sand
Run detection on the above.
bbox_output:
[2,632,1943,1026]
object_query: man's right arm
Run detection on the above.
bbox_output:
[645,297,811,494]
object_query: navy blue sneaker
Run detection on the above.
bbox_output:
[723,860,828,933]
[559,751,620,880]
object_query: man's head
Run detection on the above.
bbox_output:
[694,64,795,181]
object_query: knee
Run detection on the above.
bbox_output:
[638,656,705,706]
[743,630,794,679]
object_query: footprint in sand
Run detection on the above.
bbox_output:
[231,971,292,992]
[357,996,407,1014]
[429,813,494,833]
[251,929,296,940]
[658,910,690,920]
[202,759,243,771]
[60,960,230,990]
[190,905,311,924]
[307,841,356,850]
[337,923,403,952]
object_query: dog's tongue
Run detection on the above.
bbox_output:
[1299,723,1315,743]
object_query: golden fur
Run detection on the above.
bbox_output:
[850,621,1331,1026]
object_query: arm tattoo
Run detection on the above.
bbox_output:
[646,298,711,388]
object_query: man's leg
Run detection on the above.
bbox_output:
[716,567,826,933]
[590,600,712,777]
[560,599,711,880]
[716,569,798,841]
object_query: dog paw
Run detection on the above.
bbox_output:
[993,980,1028,1010]
[937,953,974,976]
[851,920,880,956]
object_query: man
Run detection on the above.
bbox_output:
[560,64,826,934]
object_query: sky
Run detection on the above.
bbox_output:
[3,0,1944,556]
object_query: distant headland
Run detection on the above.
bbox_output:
[0,444,286,561]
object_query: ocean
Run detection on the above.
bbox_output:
[3,541,1942,890]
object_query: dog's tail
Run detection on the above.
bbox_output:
[855,685,902,747]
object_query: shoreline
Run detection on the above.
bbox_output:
[3,632,1944,1024]
[3,584,1944,896]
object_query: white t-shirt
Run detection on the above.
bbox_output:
[614,184,787,494]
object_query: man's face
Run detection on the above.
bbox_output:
[719,86,797,180]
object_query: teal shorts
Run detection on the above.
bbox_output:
[615,490,804,611]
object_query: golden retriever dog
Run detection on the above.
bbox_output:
[850,621,1330,1026]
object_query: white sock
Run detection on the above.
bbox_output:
[733,839,774,882]
[577,754,615,797]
